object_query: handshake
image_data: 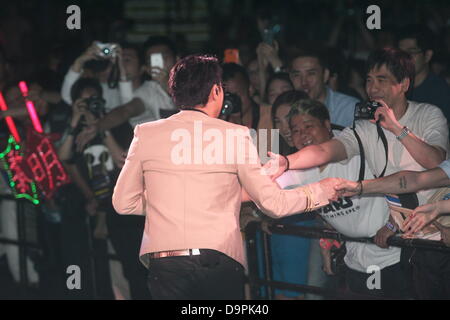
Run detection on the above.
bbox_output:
[316,177,358,203]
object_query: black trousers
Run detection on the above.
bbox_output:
[147,249,245,300]
[345,262,411,299]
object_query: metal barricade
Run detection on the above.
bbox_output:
[244,220,450,300]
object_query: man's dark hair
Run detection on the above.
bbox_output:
[271,90,309,124]
[288,47,329,71]
[169,54,222,108]
[397,25,434,52]
[70,77,103,102]
[222,63,250,87]
[366,47,415,92]
[142,36,177,59]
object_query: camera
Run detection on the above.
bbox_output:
[96,42,117,58]
[221,92,242,117]
[84,96,106,118]
[354,101,382,120]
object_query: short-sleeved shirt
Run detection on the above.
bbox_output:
[277,130,400,272]
[129,80,176,128]
[335,101,449,205]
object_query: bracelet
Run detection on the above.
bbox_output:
[385,221,398,233]
[281,154,290,172]
[357,180,363,196]
[396,126,410,141]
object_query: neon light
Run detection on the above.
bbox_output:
[0,136,40,205]
[18,81,43,133]
[25,130,70,198]
[0,92,21,142]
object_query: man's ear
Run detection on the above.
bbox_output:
[323,68,330,84]
[401,77,411,93]
[424,49,433,64]
[324,119,332,133]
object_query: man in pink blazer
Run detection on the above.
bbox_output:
[112,54,340,300]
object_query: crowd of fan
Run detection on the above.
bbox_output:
[0,2,450,299]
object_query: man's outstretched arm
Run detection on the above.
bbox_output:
[336,167,450,197]
[264,139,348,181]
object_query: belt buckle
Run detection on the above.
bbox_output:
[190,249,200,255]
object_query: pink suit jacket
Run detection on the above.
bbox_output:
[112,110,329,268]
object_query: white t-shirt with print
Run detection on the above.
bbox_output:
[336,101,449,206]
[276,140,401,273]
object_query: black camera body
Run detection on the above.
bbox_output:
[354,101,382,120]
[221,92,242,117]
[84,96,106,118]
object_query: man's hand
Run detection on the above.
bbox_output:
[262,151,288,180]
[146,66,169,87]
[434,221,450,247]
[319,177,343,202]
[403,203,440,236]
[320,246,335,276]
[256,41,282,70]
[374,225,396,248]
[371,99,403,135]
[335,179,361,197]
[76,125,98,152]
[110,148,127,169]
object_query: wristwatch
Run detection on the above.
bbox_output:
[385,221,398,233]
[396,126,410,141]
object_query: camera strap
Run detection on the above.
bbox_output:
[375,121,388,178]
[352,121,388,181]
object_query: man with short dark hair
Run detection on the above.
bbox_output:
[112,54,340,300]
[288,50,359,127]
[266,47,449,299]
[397,25,450,121]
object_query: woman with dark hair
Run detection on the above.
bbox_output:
[257,74,298,154]
[270,90,308,156]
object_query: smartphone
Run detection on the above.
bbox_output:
[224,49,240,64]
[150,53,164,69]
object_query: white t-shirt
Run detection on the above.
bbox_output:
[129,80,176,128]
[336,101,449,206]
[276,134,401,273]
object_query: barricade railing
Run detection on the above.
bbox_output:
[244,220,450,300]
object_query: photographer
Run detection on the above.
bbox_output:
[60,41,135,111]
[74,37,178,151]
[222,63,259,129]
[265,48,449,299]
